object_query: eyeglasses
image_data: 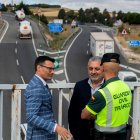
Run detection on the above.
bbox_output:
[40,65,55,71]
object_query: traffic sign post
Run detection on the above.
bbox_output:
[48,23,63,33]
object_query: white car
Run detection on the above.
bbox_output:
[118,71,138,82]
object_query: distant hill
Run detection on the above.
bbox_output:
[29,7,76,17]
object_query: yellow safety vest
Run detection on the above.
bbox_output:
[95,80,132,133]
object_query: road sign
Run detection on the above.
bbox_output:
[48,23,63,33]
[121,29,127,35]
[129,40,140,47]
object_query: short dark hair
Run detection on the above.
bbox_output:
[35,56,55,71]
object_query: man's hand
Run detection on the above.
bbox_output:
[56,124,72,140]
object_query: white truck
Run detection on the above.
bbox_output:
[19,20,32,39]
[15,10,25,21]
[90,32,114,57]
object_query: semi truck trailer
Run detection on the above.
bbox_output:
[19,20,32,39]
[90,32,114,57]
[15,10,25,21]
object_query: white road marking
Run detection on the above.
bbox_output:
[15,48,17,54]
[31,27,38,57]
[54,79,66,83]
[55,69,64,75]
[62,93,70,102]
[87,50,89,55]
[16,59,19,66]
[21,75,25,84]
[54,56,64,59]
[64,28,83,82]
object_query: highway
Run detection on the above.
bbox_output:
[65,25,140,83]
[0,13,46,140]
[0,13,140,140]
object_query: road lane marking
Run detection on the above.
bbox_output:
[62,93,70,102]
[21,75,25,84]
[15,48,17,54]
[64,27,83,82]
[16,59,19,66]
[55,69,64,75]
[31,27,38,57]
[54,79,66,83]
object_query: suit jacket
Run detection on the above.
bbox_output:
[24,75,56,140]
[68,78,94,140]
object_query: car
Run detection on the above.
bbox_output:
[118,71,138,82]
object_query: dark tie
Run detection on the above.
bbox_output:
[45,84,49,89]
[45,84,51,93]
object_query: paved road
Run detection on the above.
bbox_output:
[65,25,140,83]
[0,13,39,140]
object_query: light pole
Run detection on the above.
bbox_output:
[105,18,107,25]
[38,8,41,25]
[94,19,97,24]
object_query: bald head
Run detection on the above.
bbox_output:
[103,62,121,80]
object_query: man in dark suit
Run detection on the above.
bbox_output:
[68,56,104,140]
[24,56,72,140]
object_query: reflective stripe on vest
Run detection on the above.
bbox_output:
[95,123,126,132]
[95,86,127,132]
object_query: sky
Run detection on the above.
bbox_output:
[1,0,140,13]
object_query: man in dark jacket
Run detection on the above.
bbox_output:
[68,56,104,140]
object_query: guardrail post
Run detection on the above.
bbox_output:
[0,91,3,140]
[131,87,140,140]
[58,89,63,140]
[11,89,21,140]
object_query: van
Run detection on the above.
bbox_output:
[118,71,138,82]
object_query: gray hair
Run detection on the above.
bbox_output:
[88,56,102,63]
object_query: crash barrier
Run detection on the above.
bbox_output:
[0,82,140,140]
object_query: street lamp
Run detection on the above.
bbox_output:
[105,18,107,25]
[94,19,97,23]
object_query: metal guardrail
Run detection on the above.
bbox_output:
[0,83,75,140]
[0,82,140,140]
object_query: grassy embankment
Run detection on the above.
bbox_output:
[116,24,140,54]
[30,7,76,50]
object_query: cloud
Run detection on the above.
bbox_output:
[2,0,140,13]
[60,0,140,13]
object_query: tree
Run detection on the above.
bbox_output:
[58,9,66,19]
[117,11,124,21]
[66,10,76,22]
[15,2,32,15]
[0,4,8,11]
[102,9,111,25]
[112,11,117,22]
[40,14,48,25]
[78,8,85,23]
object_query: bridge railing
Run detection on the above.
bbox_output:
[0,83,140,140]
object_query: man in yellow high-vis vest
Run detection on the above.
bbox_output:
[81,53,132,140]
